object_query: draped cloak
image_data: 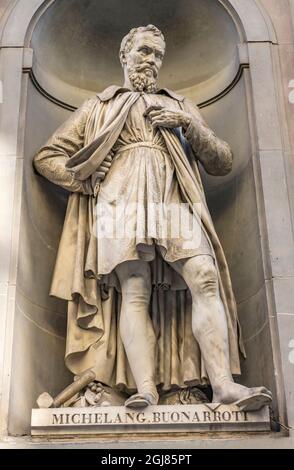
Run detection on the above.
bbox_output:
[34,85,245,394]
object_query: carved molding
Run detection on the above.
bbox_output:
[23,64,249,111]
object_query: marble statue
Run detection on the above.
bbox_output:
[34,25,272,411]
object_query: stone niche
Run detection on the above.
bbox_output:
[8,0,279,435]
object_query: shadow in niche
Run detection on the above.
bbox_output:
[8,0,278,435]
[31,0,240,106]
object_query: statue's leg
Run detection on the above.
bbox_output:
[169,255,272,411]
[115,259,159,408]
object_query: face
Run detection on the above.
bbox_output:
[123,31,165,80]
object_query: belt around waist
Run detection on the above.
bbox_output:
[115,141,167,154]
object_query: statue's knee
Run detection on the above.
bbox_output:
[191,264,218,298]
[122,272,151,303]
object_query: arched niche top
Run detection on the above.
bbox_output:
[27,0,243,106]
[0,0,277,48]
[31,0,240,92]
[220,0,277,44]
[0,0,278,107]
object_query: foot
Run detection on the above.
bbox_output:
[125,391,158,409]
[213,381,272,411]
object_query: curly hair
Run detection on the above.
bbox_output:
[120,25,165,65]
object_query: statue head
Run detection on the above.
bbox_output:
[120,25,166,93]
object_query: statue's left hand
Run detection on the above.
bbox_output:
[145,106,192,131]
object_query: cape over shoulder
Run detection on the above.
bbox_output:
[96,84,185,103]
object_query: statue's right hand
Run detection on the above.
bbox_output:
[94,154,113,182]
[82,154,113,196]
[90,153,113,196]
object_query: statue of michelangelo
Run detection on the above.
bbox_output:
[34,25,272,411]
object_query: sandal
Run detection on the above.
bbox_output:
[234,392,272,411]
[125,393,151,409]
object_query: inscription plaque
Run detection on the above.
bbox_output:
[31,404,270,436]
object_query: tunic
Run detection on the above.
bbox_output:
[96,93,212,275]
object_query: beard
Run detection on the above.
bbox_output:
[128,65,158,93]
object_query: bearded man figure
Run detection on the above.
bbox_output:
[34,25,272,411]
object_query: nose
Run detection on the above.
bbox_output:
[147,52,156,64]
[146,58,157,69]
[147,61,156,70]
